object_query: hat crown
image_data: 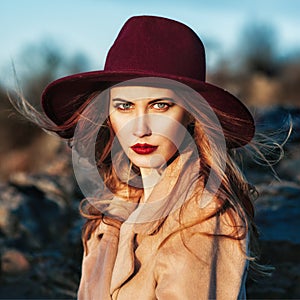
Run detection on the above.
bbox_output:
[41,15,254,146]
[104,16,206,81]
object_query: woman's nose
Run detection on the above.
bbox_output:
[132,115,152,138]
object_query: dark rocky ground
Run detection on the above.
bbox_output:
[0,106,299,299]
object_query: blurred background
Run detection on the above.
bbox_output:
[0,0,299,298]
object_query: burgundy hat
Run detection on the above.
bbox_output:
[42,15,255,147]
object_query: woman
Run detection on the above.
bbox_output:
[15,16,258,299]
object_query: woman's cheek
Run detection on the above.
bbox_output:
[153,119,187,149]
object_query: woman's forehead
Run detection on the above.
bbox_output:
[110,85,177,101]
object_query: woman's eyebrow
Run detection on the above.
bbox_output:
[111,98,133,103]
[111,97,176,104]
[148,97,175,104]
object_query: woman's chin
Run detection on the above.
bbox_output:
[129,154,167,170]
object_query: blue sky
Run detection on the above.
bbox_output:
[1,0,300,86]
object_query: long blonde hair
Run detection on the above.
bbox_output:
[69,87,258,259]
[10,84,288,275]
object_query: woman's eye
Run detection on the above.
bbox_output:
[115,103,133,111]
[152,103,170,110]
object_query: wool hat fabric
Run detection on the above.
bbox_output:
[41,15,255,147]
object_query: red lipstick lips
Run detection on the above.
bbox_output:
[131,143,158,155]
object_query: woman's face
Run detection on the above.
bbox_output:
[109,85,189,170]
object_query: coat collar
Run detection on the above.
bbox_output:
[110,150,204,293]
[110,148,225,294]
[128,149,204,235]
[110,222,136,294]
[110,150,197,293]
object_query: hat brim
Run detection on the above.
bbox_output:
[42,70,255,148]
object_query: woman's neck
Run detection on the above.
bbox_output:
[140,168,162,202]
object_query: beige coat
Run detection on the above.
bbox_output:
[78,153,248,300]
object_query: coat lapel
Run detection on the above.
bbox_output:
[110,223,136,294]
[128,150,201,235]
[110,149,207,294]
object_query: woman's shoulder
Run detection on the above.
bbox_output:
[163,192,246,237]
[153,197,248,300]
[154,194,248,271]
